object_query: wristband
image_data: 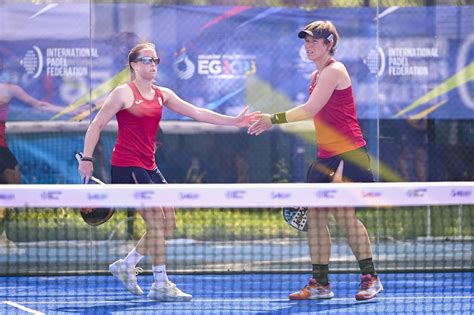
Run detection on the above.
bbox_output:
[80,156,93,162]
[270,112,288,124]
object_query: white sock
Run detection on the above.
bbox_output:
[152,265,169,284]
[123,248,144,268]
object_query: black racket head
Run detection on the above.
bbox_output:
[282,206,308,232]
[80,207,115,226]
[79,176,114,226]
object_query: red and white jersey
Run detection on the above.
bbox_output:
[111,82,164,170]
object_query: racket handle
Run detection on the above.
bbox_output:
[90,176,106,185]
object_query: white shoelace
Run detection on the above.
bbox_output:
[133,267,143,275]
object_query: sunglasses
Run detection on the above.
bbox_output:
[135,56,160,65]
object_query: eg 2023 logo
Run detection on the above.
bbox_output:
[175,53,256,80]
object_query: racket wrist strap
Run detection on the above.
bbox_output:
[271,112,288,124]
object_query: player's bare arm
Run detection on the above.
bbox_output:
[248,65,342,136]
[79,85,132,181]
[161,87,259,127]
[10,84,64,113]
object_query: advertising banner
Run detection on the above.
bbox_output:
[0,4,472,121]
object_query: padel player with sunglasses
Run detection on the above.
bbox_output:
[78,42,259,301]
[248,21,383,301]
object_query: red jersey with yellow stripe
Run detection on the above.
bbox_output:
[309,68,366,159]
[111,82,164,170]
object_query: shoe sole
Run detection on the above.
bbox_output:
[310,293,334,300]
[289,292,334,300]
[148,295,193,302]
[355,285,383,301]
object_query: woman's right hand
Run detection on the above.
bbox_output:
[78,160,94,184]
[247,113,272,135]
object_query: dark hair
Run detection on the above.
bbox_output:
[128,42,156,80]
[300,20,339,55]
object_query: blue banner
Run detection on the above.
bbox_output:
[0,4,473,121]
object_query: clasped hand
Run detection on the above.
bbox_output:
[247,113,272,135]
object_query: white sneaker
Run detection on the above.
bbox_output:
[109,259,144,295]
[147,281,192,301]
[355,274,383,300]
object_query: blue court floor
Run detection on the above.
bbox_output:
[1,272,472,314]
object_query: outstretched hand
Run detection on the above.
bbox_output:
[247,113,272,135]
[234,106,261,127]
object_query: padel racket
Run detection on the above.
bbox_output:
[282,206,308,232]
[75,153,115,226]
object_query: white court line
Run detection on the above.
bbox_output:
[6,295,473,304]
[376,6,400,20]
[3,301,44,314]
[30,3,59,19]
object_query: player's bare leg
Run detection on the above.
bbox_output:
[331,161,372,260]
[307,208,331,265]
[0,166,20,251]
[109,207,166,296]
[137,207,167,266]
[334,207,372,260]
[162,206,176,238]
[332,161,383,300]
[289,208,334,300]
[137,207,191,301]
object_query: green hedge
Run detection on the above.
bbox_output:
[4,206,472,242]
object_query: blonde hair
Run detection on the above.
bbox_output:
[128,42,156,80]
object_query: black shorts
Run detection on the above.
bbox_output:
[111,166,167,184]
[306,147,374,183]
[0,147,18,174]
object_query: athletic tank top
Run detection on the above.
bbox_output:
[111,82,164,170]
[310,61,366,158]
[0,101,8,147]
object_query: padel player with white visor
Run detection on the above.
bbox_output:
[248,20,383,301]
